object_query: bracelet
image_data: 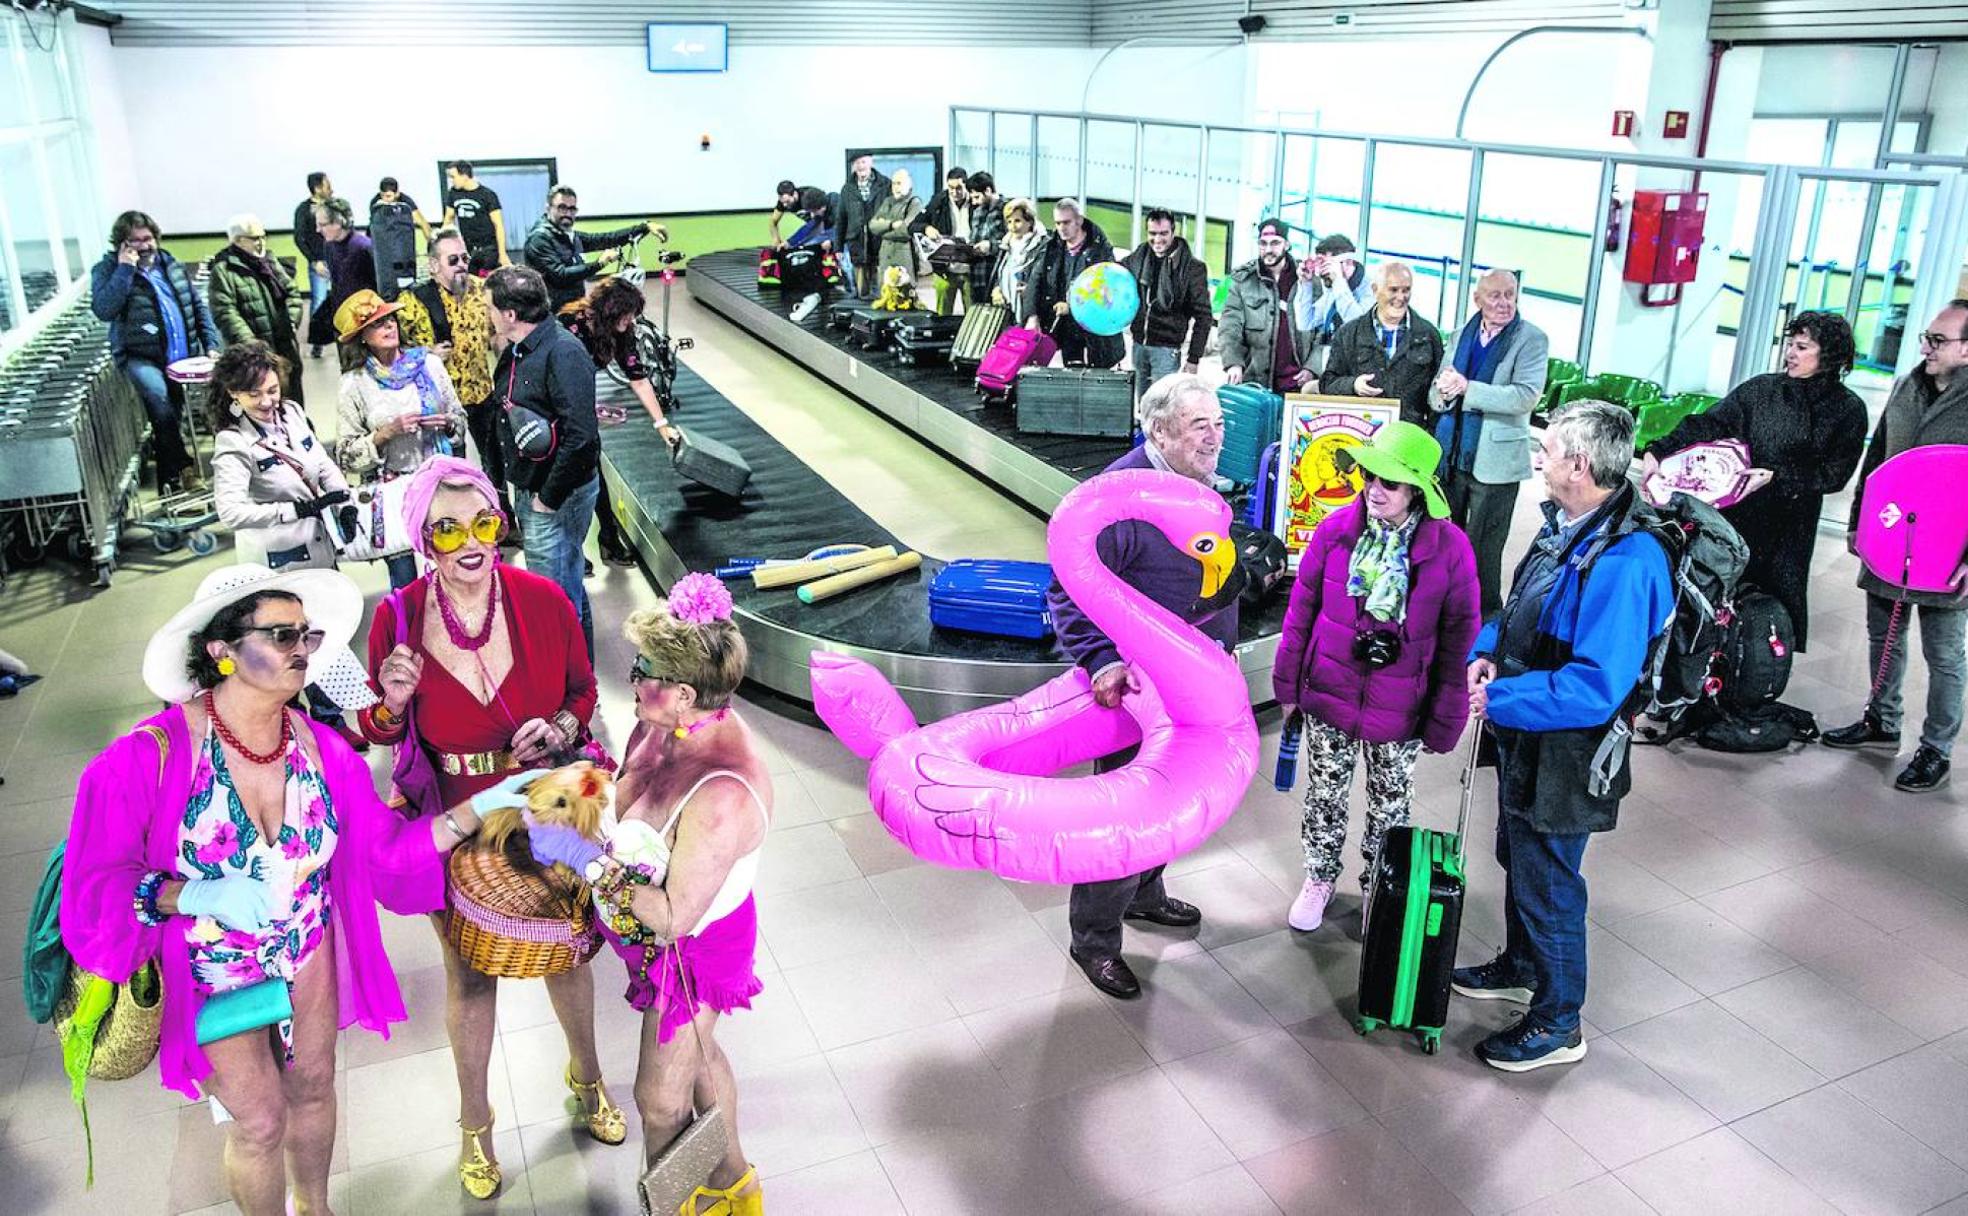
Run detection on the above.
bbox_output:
[372,702,399,727]
[133,870,169,927]
[442,810,473,842]
[551,710,581,747]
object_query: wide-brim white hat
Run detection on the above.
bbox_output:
[142,564,368,705]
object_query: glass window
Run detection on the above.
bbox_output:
[0,7,100,351]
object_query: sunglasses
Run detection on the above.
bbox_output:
[440,253,469,267]
[1362,472,1411,490]
[628,654,674,686]
[423,510,507,553]
[238,624,326,653]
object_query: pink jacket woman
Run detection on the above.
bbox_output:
[62,704,446,1099]
[1272,496,1481,755]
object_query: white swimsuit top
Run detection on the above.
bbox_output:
[604,770,769,937]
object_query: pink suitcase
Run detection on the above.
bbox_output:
[976,328,1058,398]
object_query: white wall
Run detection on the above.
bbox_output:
[100,40,1251,234]
[75,23,138,231]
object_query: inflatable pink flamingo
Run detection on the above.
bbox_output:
[810,469,1260,884]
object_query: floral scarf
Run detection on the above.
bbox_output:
[1346,510,1418,623]
[365,346,453,458]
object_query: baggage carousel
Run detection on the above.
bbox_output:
[601,252,1282,720]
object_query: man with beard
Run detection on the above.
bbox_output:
[961,172,1006,305]
[1220,218,1315,393]
[398,229,508,520]
[838,154,889,299]
[1321,261,1445,426]
[523,185,665,311]
[208,213,305,403]
[1023,198,1123,368]
[1118,208,1212,401]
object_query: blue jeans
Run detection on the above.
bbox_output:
[1130,344,1183,402]
[515,475,598,660]
[1866,593,1968,756]
[385,551,420,590]
[307,263,330,325]
[121,356,191,488]
[1496,810,1590,1034]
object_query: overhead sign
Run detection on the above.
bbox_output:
[646,22,728,73]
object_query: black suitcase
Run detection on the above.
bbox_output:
[893,314,961,367]
[1014,367,1135,437]
[1354,731,1474,1056]
[848,308,899,352]
[671,428,752,498]
[827,300,859,332]
[370,201,419,298]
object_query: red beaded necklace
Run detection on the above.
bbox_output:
[434,570,500,651]
[204,689,293,766]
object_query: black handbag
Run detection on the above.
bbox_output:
[499,357,558,461]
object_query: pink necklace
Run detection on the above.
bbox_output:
[434,572,499,651]
[672,707,730,741]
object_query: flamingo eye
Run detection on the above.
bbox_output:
[1192,536,1216,555]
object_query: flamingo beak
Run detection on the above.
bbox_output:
[1189,532,1238,598]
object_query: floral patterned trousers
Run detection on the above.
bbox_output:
[1299,717,1420,886]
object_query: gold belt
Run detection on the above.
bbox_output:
[439,749,519,777]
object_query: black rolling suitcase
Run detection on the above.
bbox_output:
[1354,728,1475,1055]
[369,201,419,298]
[893,313,960,367]
[671,428,753,498]
[827,299,859,332]
[848,307,899,352]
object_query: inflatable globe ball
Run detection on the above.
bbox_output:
[1067,263,1141,337]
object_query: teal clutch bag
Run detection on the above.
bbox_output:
[195,980,293,1045]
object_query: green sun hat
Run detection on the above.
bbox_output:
[1335,420,1450,519]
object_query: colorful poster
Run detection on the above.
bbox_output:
[1277,394,1399,565]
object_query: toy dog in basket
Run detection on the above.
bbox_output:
[446,763,611,978]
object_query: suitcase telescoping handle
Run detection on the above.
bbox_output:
[1454,722,1483,868]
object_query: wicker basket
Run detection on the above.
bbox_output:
[446,840,601,979]
[53,962,163,1081]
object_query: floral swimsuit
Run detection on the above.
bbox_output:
[178,723,338,1056]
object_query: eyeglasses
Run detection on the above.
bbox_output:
[238,624,326,653]
[1918,332,1968,348]
[440,254,469,267]
[423,510,507,553]
[628,654,675,686]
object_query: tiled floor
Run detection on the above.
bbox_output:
[2,292,1967,1214]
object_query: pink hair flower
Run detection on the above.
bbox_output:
[669,572,735,625]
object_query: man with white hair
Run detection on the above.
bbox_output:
[1320,260,1444,426]
[1430,269,1551,617]
[1046,373,1239,1000]
[1456,401,1672,1072]
[1023,197,1123,367]
[207,212,304,401]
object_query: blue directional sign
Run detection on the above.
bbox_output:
[646,23,728,73]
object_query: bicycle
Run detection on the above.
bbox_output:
[601,231,693,407]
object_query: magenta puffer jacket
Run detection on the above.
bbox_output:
[1271,500,1482,753]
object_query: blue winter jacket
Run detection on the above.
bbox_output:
[1471,498,1674,733]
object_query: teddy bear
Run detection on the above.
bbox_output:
[872,264,916,312]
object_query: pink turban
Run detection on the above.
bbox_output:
[400,455,503,557]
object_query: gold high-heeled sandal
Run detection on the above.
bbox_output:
[565,1062,628,1146]
[458,1115,502,1200]
[680,1164,763,1216]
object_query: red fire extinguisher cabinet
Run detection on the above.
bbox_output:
[1623,190,1708,307]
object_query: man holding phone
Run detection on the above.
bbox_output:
[90,210,223,494]
[1293,234,1376,373]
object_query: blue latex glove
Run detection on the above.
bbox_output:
[177,875,274,932]
[469,769,546,820]
[525,822,604,873]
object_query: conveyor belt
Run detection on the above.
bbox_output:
[604,285,1282,720]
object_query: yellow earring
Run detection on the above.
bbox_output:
[216,656,236,677]
[673,726,688,740]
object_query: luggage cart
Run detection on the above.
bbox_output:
[126,356,220,557]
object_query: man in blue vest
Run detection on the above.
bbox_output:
[1454,400,1673,1071]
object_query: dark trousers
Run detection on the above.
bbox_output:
[1067,747,1167,956]
[1445,473,1520,618]
[462,398,513,519]
[1496,809,1590,1035]
[123,356,192,490]
[594,468,631,559]
[1055,322,1124,369]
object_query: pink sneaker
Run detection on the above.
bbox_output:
[1289,878,1334,932]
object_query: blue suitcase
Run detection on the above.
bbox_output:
[1243,441,1281,531]
[1218,384,1284,488]
[928,559,1054,639]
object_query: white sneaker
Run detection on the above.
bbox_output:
[790,293,822,322]
[1288,878,1335,932]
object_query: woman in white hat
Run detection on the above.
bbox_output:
[60,564,538,1216]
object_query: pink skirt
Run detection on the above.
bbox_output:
[607,895,763,1042]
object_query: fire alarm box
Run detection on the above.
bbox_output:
[1623,190,1708,307]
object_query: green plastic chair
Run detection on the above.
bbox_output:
[1594,373,1664,410]
[1537,358,1583,418]
[1635,392,1722,449]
